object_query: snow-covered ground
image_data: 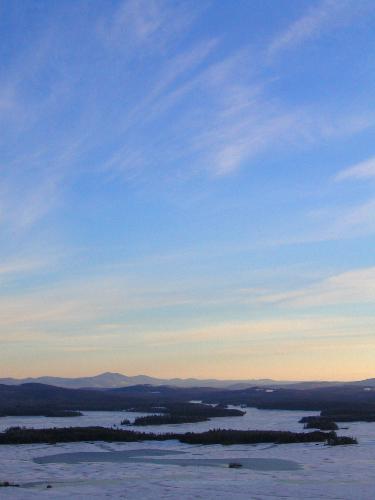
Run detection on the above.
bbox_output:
[0,410,150,432]
[0,408,374,499]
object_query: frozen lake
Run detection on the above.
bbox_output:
[1,407,375,499]
[0,406,318,433]
[34,447,301,471]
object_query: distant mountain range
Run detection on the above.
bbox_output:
[0,372,283,389]
[0,371,374,390]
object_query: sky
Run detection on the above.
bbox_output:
[1,0,375,381]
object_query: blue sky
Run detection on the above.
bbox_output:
[1,0,375,380]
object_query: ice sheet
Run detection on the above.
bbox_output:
[0,408,373,499]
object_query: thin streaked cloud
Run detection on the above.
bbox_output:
[258,267,375,308]
[335,156,375,181]
[267,0,370,57]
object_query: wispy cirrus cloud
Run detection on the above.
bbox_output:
[334,198,375,234]
[96,0,375,179]
[101,0,205,52]
[149,315,375,346]
[301,194,375,243]
[100,42,375,180]
[1,0,373,239]
[267,0,370,58]
[335,156,375,181]
[258,266,375,308]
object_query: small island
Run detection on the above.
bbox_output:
[127,414,206,425]
[122,404,245,426]
[299,416,339,431]
[0,426,357,446]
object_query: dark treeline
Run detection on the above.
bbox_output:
[2,383,375,424]
[0,409,82,418]
[0,383,166,415]
[320,408,375,422]
[299,416,338,431]
[200,386,375,416]
[131,414,206,425]
[326,435,358,445]
[300,404,375,424]
[178,429,344,445]
[151,403,244,418]
[128,404,244,426]
[0,426,356,446]
[0,384,242,420]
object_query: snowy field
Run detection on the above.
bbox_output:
[0,408,374,499]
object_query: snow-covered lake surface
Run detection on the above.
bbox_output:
[0,406,319,433]
[1,407,375,499]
